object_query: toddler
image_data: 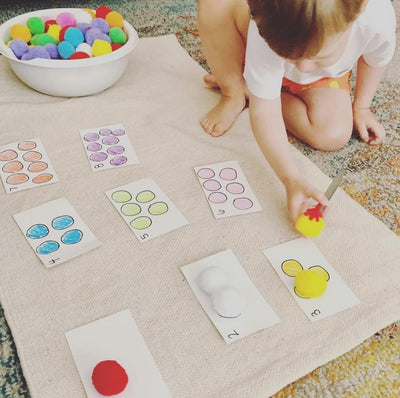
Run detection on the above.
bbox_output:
[197,0,396,225]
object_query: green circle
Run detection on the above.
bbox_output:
[130,216,152,230]
[148,201,168,215]
[109,27,127,44]
[121,203,141,216]
[136,190,155,203]
[27,17,45,35]
[111,190,132,203]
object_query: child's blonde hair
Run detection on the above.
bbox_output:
[247,0,365,59]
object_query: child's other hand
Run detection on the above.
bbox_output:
[353,107,386,146]
[284,176,329,225]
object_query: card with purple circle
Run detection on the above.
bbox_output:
[80,124,139,172]
[13,197,100,268]
[194,160,262,219]
[105,178,188,243]
[0,138,59,194]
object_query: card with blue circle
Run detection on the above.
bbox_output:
[13,197,100,268]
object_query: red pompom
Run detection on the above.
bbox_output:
[92,360,129,396]
[111,43,123,51]
[70,51,90,59]
[45,19,57,32]
[96,6,113,19]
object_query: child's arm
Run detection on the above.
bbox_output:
[249,93,328,223]
[353,56,387,145]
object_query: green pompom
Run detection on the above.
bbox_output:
[26,17,45,35]
[108,27,127,44]
[31,33,57,46]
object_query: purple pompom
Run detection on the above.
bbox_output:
[76,22,91,36]
[43,43,60,59]
[85,28,111,46]
[21,46,50,60]
[9,39,29,59]
[90,18,110,34]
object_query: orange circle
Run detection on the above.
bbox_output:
[32,173,53,183]
[23,151,42,162]
[0,149,18,161]
[18,141,37,151]
[6,173,29,185]
[27,161,48,173]
[2,161,24,173]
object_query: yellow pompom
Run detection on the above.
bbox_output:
[295,213,325,237]
[92,39,112,57]
[10,24,32,43]
[105,11,124,28]
[84,8,96,19]
[47,24,62,43]
[295,269,327,298]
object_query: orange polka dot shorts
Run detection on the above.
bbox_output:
[281,71,352,96]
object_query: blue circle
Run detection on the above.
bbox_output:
[26,224,49,239]
[61,229,83,245]
[52,215,74,230]
[36,240,60,254]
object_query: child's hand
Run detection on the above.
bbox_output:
[284,176,329,225]
[353,107,386,145]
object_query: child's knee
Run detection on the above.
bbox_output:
[310,123,353,151]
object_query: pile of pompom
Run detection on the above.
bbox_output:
[6,6,128,60]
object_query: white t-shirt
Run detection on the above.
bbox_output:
[243,0,396,99]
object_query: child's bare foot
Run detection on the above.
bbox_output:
[200,94,246,137]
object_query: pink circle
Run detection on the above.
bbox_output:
[219,167,237,180]
[208,192,227,204]
[87,143,102,152]
[102,136,119,145]
[110,156,127,166]
[90,152,108,162]
[226,182,244,194]
[203,179,221,191]
[233,197,253,210]
[84,133,99,142]
[107,145,125,155]
[197,168,215,179]
[99,128,112,136]
[112,129,125,136]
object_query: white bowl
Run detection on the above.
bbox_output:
[0,8,139,97]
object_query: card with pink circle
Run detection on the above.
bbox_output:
[194,160,262,218]
[13,197,100,268]
[105,178,188,243]
[65,310,172,398]
[80,124,139,172]
[0,138,59,194]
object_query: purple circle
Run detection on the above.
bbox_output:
[84,133,99,142]
[208,192,227,204]
[219,167,237,180]
[107,145,125,155]
[102,136,119,145]
[203,179,221,191]
[112,129,125,136]
[226,182,245,194]
[99,128,112,136]
[233,197,253,210]
[87,142,102,152]
[197,168,215,179]
[89,152,108,162]
[110,156,127,166]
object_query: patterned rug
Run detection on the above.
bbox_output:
[0,1,399,397]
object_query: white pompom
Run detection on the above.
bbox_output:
[197,266,227,294]
[211,287,245,318]
[74,10,93,24]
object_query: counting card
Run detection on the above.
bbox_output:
[13,197,100,267]
[194,160,262,218]
[0,138,58,193]
[181,249,280,344]
[65,310,172,398]
[80,124,139,171]
[106,178,188,242]
[263,238,360,322]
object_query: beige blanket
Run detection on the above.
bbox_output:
[0,35,399,398]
